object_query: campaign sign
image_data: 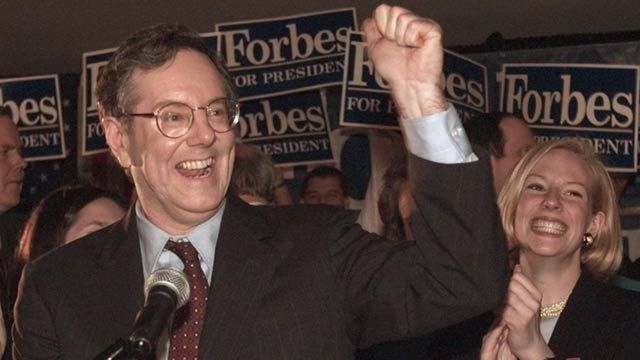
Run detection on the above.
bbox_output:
[501,64,639,171]
[82,48,116,155]
[201,32,219,52]
[445,51,488,122]
[0,75,66,161]
[340,31,488,129]
[238,91,334,165]
[81,34,219,155]
[216,8,357,101]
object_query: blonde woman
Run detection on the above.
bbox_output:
[482,138,640,359]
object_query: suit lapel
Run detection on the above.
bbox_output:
[548,272,601,355]
[88,210,145,347]
[84,199,278,357]
[199,196,278,358]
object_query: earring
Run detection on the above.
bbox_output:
[583,233,594,248]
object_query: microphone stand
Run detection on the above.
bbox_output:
[93,338,153,360]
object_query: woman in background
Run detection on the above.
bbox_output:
[481,138,640,359]
[16,184,127,264]
[3,185,127,356]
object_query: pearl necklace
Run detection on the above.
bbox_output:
[539,294,570,318]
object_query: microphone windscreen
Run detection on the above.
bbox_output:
[144,267,190,309]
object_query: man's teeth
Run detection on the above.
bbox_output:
[532,220,566,235]
[177,158,212,170]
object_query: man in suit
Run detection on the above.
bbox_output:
[13,5,508,359]
[0,106,27,253]
[0,106,26,357]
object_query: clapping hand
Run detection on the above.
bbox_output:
[501,265,554,360]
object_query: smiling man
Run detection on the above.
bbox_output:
[13,5,508,359]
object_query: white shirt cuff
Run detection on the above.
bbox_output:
[400,104,478,164]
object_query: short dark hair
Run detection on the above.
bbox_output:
[16,185,127,264]
[462,112,519,158]
[95,23,237,125]
[301,166,348,197]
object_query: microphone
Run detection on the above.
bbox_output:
[127,267,190,356]
[93,268,189,359]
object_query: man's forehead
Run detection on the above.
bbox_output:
[501,117,533,139]
[0,115,19,137]
[126,50,224,102]
[132,49,218,77]
[308,176,344,190]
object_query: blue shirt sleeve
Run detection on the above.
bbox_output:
[400,104,478,164]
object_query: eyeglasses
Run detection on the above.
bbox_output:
[124,98,240,138]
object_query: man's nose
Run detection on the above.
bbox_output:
[186,109,216,146]
[13,151,27,171]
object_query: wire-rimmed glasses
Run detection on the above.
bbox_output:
[124,98,240,138]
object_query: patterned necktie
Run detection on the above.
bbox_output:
[164,239,209,359]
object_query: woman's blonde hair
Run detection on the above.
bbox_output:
[498,137,622,281]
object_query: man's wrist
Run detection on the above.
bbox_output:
[391,82,447,120]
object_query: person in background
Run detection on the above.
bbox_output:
[366,112,534,238]
[300,165,350,208]
[230,143,277,205]
[15,184,127,265]
[229,143,292,206]
[360,112,533,243]
[377,153,414,242]
[481,137,640,359]
[0,106,26,358]
[0,107,27,249]
[463,112,535,195]
[611,172,640,281]
[3,184,126,359]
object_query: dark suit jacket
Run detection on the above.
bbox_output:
[354,311,494,360]
[0,210,26,360]
[548,271,640,359]
[0,210,26,249]
[13,154,508,359]
[357,271,640,360]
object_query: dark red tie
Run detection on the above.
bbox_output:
[164,239,209,359]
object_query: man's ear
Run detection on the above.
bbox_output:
[102,116,132,168]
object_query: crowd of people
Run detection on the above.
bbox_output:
[0,4,639,359]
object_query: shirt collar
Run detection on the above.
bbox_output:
[136,199,226,278]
